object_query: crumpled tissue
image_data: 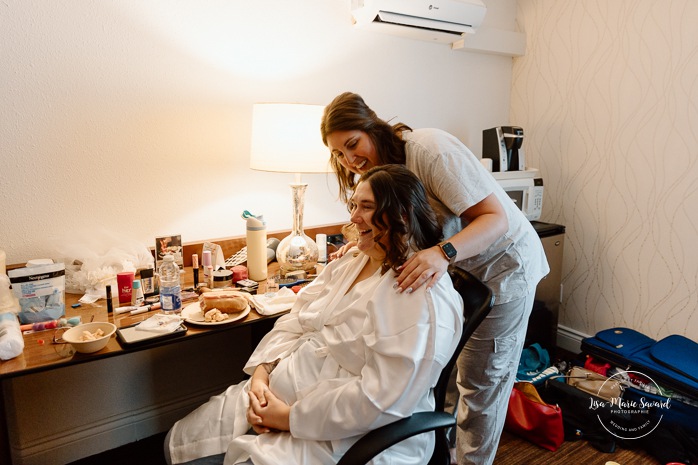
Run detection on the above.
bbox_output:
[136,313,183,333]
[50,228,154,298]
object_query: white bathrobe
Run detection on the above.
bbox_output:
[168,249,463,465]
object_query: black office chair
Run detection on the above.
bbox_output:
[337,267,494,465]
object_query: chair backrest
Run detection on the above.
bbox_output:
[433,266,494,411]
[429,267,494,465]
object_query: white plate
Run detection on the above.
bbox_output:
[180,301,250,326]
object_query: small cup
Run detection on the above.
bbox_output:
[116,271,135,304]
[265,275,279,297]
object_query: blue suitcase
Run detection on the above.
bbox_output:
[581,327,698,400]
[580,327,698,459]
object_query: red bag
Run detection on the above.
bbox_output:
[504,381,564,451]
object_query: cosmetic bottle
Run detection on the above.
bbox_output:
[131,279,144,306]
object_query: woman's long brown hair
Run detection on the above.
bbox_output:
[345,164,442,273]
[321,92,411,205]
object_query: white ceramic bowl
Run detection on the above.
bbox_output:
[61,322,117,354]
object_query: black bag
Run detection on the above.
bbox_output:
[543,371,698,463]
[541,377,624,453]
[637,422,698,464]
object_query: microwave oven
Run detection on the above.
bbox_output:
[491,168,544,221]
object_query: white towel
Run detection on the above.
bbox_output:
[0,313,24,360]
[251,287,297,315]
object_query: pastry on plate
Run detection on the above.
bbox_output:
[199,290,249,316]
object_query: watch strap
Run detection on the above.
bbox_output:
[438,241,457,264]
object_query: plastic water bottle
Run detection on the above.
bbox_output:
[158,254,182,313]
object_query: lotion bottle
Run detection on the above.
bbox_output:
[246,214,267,282]
[131,279,144,306]
[202,250,212,284]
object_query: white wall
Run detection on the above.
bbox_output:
[1,0,519,265]
[512,0,698,340]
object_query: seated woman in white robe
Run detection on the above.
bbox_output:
[165,164,464,465]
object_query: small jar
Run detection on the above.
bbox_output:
[231,265,248,283]
[212,269,233,288]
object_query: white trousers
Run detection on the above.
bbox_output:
[454,290,535,465]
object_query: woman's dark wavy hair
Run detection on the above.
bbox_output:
[343,164,442,273]
[321,92,411,205]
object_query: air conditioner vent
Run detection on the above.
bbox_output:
[375,11,474,35]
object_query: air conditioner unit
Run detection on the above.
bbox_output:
[351,0,487,44]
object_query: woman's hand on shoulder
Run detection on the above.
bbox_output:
[394,246,448,294]
[328,241,356,261]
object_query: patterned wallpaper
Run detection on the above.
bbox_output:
[511,0,698,339]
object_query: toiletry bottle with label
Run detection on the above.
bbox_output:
[158,254,182,313]
[131,279,144,306]
[202,250,212,284]
[246,215,267,282]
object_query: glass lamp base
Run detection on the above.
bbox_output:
[276,232,319,274]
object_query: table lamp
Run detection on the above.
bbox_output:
[250,103,330,274]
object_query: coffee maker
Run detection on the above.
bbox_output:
[482,126,525,172]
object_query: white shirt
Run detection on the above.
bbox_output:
[404,128,550,304]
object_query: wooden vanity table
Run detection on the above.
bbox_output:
[0,224,343,465]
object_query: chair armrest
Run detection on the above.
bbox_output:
[336,411,455,465]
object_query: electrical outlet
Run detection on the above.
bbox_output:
[327,234,345,245]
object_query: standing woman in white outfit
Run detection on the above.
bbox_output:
[165,164,464,465]
[321,92,549,465]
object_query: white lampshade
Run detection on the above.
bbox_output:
[250,103,330,174]
[248,103,330,275]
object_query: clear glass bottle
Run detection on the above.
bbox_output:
[158,254,182,313]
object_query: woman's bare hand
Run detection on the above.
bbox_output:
[329,241,356,261]
[249,365,271,405]
[248,387,291,433]
[247,389,271,434]
[395,246,448,293]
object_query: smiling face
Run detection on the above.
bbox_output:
[326,130,380,175]
[349,180,388,262]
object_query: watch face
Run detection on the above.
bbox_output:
[441,242,457,259]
